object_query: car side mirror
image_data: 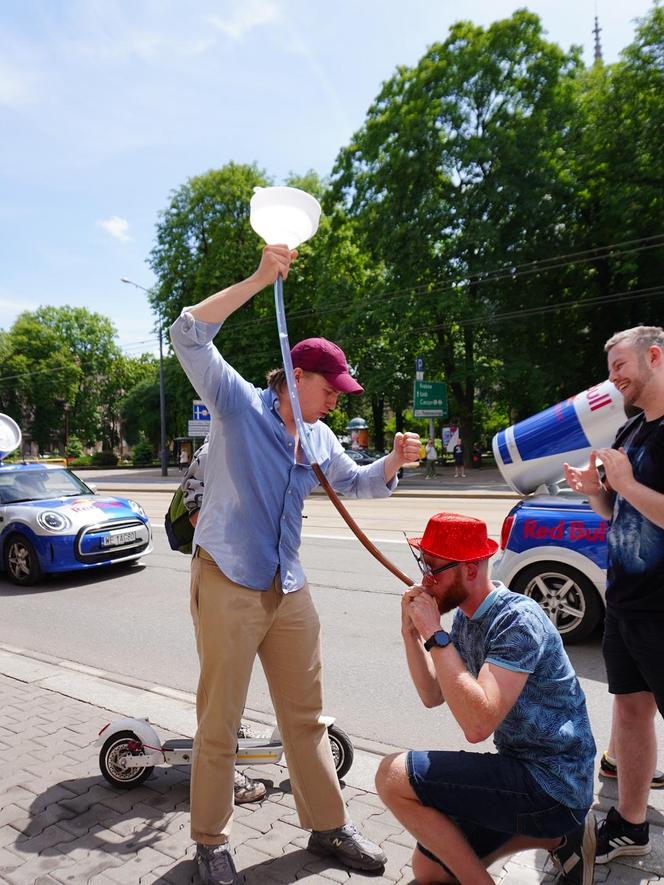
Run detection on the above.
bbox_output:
[87,482,97,494]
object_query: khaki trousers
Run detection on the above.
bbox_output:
[189,549,347,844]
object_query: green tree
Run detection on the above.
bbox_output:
[29,306,122,445]
[0,312,82,451]
[331,11,583,443]
[149,162,280,380]
[0,306,160,454]
[101,354,158,451]
[148,163,377,440]
[120,376,160,448]
[561,5,664,389]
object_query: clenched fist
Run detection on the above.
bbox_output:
[393,432,421,466]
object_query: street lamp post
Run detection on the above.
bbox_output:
[121,277,169,477]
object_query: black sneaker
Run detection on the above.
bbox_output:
[596,806,650,864]
[550,815,596,885]
[196,843,239,885]
[308,821,387,871]
[599,752,664,789]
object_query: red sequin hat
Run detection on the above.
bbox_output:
[408,512,498,562]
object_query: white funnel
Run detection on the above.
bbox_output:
[250,186,321,250]
[0,414,21,460]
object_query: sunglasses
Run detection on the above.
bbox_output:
[405,537,460,577]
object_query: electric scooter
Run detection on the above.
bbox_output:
[97,715,354,789]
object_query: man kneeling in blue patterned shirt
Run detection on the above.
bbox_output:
[376,512,596,885]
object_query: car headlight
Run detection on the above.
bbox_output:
[128,500,146,518]
[37,510,72,532]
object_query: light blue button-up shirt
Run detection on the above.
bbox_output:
[170,311,396,592]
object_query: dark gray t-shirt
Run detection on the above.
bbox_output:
[606,413,664,617]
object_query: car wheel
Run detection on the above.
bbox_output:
[511,562,603,644]
[3,534,43,586]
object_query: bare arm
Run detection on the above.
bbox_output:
[406,588,528,743]
[188,245,296,325]
[401,590,444,707]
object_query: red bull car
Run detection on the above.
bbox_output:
[0,463,152,586]
[492,493,607,643]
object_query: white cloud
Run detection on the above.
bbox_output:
[208,0,280,40]
[97,216,132,241]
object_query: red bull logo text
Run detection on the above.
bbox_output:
[523,519,607,543]
[584,385,613,412]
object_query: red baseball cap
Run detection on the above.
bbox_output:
[291,338,364,394]
[408,512,498,562]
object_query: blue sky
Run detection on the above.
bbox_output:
[0,0,656,357]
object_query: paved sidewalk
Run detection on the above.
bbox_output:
[1,652,663,884]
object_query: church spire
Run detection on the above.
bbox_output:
[593,14,603,64]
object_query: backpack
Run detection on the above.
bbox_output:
[164,486,195,554]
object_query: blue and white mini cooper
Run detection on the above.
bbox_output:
[0,463,152,586]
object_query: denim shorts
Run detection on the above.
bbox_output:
[407,750,588,867]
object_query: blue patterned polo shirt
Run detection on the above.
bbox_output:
[450,583,595,809]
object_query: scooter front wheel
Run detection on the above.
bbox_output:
[328,724,354,780]
[99,730,155,789]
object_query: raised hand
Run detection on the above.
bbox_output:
[255,244,298,285]
[595,447,634,495]
[563,451,604,496]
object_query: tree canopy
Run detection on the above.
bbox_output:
[8,8,662,456]
[0,306,156,453]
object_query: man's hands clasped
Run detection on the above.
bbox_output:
[563,447,634,497]
[402,585,441,641]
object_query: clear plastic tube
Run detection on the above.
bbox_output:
[274,275,316,463]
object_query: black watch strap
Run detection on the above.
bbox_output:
[424,629,451,652]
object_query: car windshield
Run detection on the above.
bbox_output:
[0,468,92,504]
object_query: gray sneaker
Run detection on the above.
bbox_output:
[308,821,386,871]
[234,769,266,803]
[196,843,239,885]
[237,722,269,739]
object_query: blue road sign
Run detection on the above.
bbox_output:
[192,400,210,421]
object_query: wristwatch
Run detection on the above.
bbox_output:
[424,629,452,652]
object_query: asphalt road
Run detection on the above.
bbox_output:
[0,491,662,764]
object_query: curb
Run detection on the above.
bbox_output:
[92,482,521,501]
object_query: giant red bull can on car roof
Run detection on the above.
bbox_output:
[492,380,627,495]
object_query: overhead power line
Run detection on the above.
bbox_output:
[221,233,664,332]
[0,364,78,384]
[408,284,664,337]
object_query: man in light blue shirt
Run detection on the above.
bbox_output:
[376,512,596,885]
[171,244,420,885]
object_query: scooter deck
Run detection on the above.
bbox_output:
[162,739,193,750]
[161,737,284,766]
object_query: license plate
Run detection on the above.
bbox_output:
[102,530,137,548]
